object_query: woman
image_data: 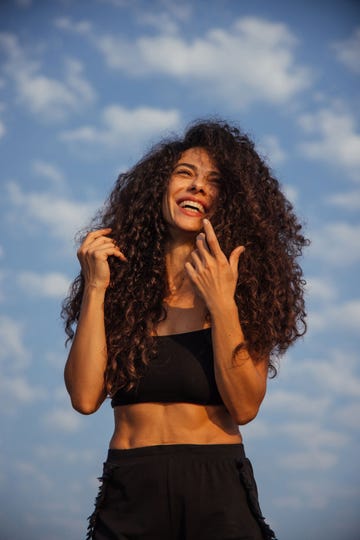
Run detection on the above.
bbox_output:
[62,120,308,540]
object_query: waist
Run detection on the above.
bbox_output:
[110,402,242,449]
[107,443,246,463]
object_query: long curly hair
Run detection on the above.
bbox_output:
[61,119,309,395]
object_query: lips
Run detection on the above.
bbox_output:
[176,197,207,215]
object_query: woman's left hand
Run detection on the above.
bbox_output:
[185,219,245,312]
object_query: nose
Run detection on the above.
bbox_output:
[189,175,206,193]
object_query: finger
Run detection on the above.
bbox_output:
[196,233,211,262]
[78,237,117,257]
[87,237,118,249]
[202,219,223,258]
[88,244,127,262]
[229,245,245,275]
[109,247,127,262]
[190,249,203,272]
[82,228,113,247]
[184,261,199,284]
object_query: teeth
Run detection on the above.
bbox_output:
[179,200,205,213]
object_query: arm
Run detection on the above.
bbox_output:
[208,300,268,425]
[64,228,126,414]
[185,219,268,425]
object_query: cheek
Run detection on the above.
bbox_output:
[210,187,221,208]
[162,181,177,216]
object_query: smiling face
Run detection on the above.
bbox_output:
[162,147,221,238]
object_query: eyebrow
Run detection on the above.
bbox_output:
[174,162,220,176]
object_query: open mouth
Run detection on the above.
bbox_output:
[177,199,206,216]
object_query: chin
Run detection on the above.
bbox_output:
[179,220,204,232]
[168,223,201,238]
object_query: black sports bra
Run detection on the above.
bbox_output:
[111,328,224,407]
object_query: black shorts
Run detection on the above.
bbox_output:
[86,443,277,540]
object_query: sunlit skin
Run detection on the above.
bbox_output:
[110,148,243,448]
[162,147,221,238]
[65,147,269,450]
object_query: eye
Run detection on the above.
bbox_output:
[209,178,221,187]
[176,168,192,176]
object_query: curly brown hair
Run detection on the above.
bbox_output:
[61,119,309,394]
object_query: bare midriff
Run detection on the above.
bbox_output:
[109,402,242,449]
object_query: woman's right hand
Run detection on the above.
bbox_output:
[77,228,127,290]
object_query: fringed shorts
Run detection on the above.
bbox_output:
[86,443,277,540]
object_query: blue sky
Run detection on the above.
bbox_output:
[0,0,359,538]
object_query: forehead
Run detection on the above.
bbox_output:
[175,147,219,171]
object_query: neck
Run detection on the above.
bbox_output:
[165,236,196,295]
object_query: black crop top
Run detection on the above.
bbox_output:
[111,328,224,407]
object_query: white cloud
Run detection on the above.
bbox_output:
[334,402,360,430]
[309,222,360,266]
[96,0,132,6]
[241,418,270,439]
[0,33,96,121]
[0,270,5,302]
[326,190,360,211]
[64,58,96,105]
[54,16,93,35]
[305,276,337,302]
[308,299,360,334]
[291,351,360,398]
[273,495,303,510]
[53,385,71,403]
[34,444,96,464]
[14,0,32,6]
[14,461,53,490]
[5,181,98,243]
[298,106,360,181]
[0,101,6,138]
[136,11,179,34]
[279,421,349,449]
[248,349,360,511]
[0,375,46,404]
[267,390,330,417]
[156,0,192,22]
[45,350,66,370]
[19,57,96,120]
[60,104,181,151]
[31,160,65,188]
[282,184,298,204]
[274,347,360,465]
[275,476,352,510]
[17,271,71,298]
[95,0,191,17]
[332,27,360,74]
[258,134,287,165]
[0,119,5,139]
[335,300,360,327]
[277,422,348,471]
[135,1,192,33]
[62,16,310,109]
[280,448,338,470]
[0,316,47,413]
[0,315,29,370]
[43,407,82,432]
